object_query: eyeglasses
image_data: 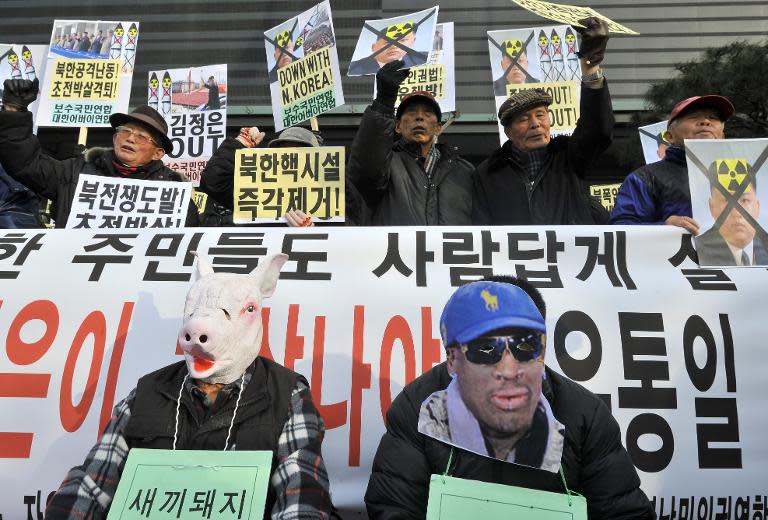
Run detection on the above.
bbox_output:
[115,126,158,146]
[459,333,542,365]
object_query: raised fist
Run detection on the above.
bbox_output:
[2,78,40,111]
[575,17,610,65]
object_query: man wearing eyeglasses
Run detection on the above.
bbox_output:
[0,78,198,227]
[365,278,654,520]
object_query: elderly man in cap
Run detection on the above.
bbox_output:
[348,60,474,225]
[473,17,613,225]
[0,78,198,227]
[365,276,655,520]
[610,95,735,234]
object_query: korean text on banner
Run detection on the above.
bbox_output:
[233,146,345,224]
[107,449,272,520]
[507,81,579,135]
[511,0,639,34]
[67,174,192,229]
[590,182,621,212]
[265,1,345,132]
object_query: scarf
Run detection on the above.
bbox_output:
[112,160,149,177]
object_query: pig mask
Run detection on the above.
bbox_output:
[178,253,288,384]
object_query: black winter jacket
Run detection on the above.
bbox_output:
[0,110,198,228]
[365,362,656,520]
[473,82,614,225]
[348,102,475,225]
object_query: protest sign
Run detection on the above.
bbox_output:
[489,25,580,144]
[148,64,227,168]
[639,120,670,164]
[37,20,139,127]
[426,475,587,519]
[107,449,272,520]
[348,6,439,76]
[374,22,456,114]
[233,146,344,224]
[590,182,621,212]
[191,189,209,214]
[686,138,768,267]
[0,44,48,124]
[67,174,192,229]
[163,158,210,188]
[511,0,639,35]
[264,1,345,132]
[0,226,766,518]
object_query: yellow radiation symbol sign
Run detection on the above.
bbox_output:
[551,34,561,45]
[658,132,669,144]
[538,32,549,47]
[385,22,414,40]
[128,25,138,37]
[114,26,124,37]
[162,75,172,87]
[565,32,576,44]
[149,77,158,88]
[21,49,32,60]
[714,159,752,193]
[7,52,18,64]
[294,36,304,48]
[276,29,291,48]
[502,39,524,59]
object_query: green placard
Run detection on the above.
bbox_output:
[107,449,273,520]
[426,474,587,520]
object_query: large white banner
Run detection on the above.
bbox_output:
[0,226,766,518]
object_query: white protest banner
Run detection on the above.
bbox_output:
[685,138,768,267]
[149,64,227,176]
[37,20,139,127]
[348,6,439,77]
[0,226,766,518]
[67,174,192,229]
[373,22,456,115]
[264,1,345,132]
[0,44,49,124]
[639,120,669,164]
[488,25,580,145]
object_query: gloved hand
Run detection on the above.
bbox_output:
[235,127,266,148]
[2,78,39,111]
[575,17,610,65]
[374,60,410,109]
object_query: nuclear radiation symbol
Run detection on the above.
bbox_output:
[294,36,304,48]
[565,32,576,45]
[21,49,32,60]
[538,32,549,48]
[114,25,124,37]
[385,22,414,40]
[128,25,138,37]
[276,30,291,48]
[551,34,561,46]
[149,76,159,88]
[657,132,669,144]
[502,39,524,59]
[7,52,18,64]
[162,75,172,87]
[712,159,752,194]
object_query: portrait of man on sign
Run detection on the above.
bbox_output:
[348,7,438,76]
[492,37,540,96]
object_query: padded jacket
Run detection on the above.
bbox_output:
[365,362,656,520]
[348,102,475,225]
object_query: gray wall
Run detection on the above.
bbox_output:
[2,0,766,123]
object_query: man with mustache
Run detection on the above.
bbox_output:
[348,60,474,225]
[366,277,654,519]
[610,95,735,233]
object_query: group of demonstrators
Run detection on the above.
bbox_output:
[0,5,760,520]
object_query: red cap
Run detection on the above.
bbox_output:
[668,95,735,125]
[396,90,442,121]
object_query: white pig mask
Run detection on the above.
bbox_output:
[178,253,288,384]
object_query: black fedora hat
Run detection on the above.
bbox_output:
[109,105,173,154]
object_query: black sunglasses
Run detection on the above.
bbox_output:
[459,333,542,365]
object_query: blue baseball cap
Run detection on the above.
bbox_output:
[440,281,545,347]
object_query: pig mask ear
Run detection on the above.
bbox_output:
[251,253,288,298]
[192,252,215,282]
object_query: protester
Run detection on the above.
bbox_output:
[365,277,655,519]
[45,253,336,519]
[0,163,40,228]
[348,61,474,225]
[0,78,198,227]
[610,95,735,234]
[473,17,613,225]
